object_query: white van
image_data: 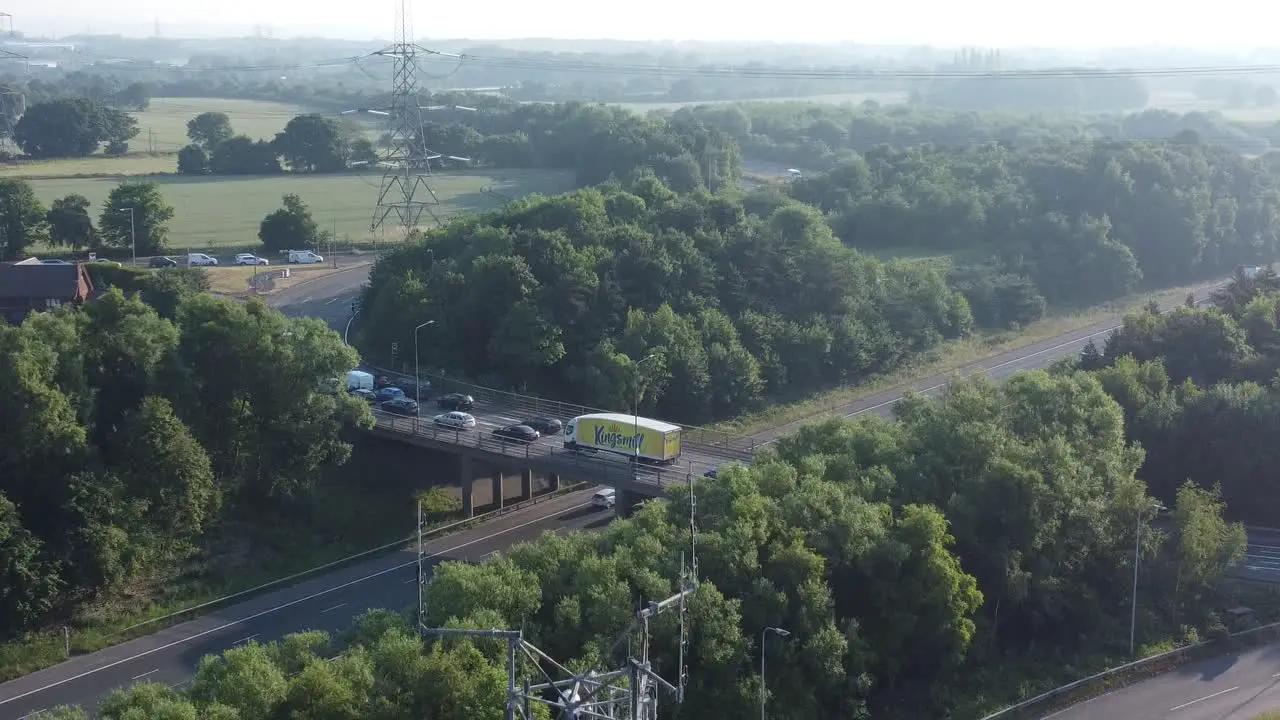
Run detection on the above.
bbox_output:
[187,253,218,266]
[346,370,374,392]
[591,487,616,509]
[289,250,324,264]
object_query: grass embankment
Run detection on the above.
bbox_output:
[0,437,470,682]
[204,262,368,297]
[713,279,1216,437]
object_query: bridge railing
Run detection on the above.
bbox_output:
[369,408,704,491]
[363,364,759,460]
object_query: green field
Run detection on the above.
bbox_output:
[1146,90,1280,123]
[130,97,316,153]
[28,169,576,251]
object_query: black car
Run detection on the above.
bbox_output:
[493,424,540,443]
[149,256,178,268]
[350,388,378,404]
[380,397,420,416]
[523,417,562,436]
[436,393,474,411]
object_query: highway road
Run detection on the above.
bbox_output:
[1047,641,1280,719]
[0,492,606,718]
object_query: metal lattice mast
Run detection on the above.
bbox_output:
[371,0,440,238]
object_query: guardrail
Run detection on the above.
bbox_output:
[362,364,759,461]
[369,408,705,493]
[980,620,1280,720]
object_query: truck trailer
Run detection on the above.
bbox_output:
[564,412,682,465]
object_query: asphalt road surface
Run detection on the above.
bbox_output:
[0,492,605,718]
[1047,641,1280,719]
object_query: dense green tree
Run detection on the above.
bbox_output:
[0,178,49,260]
[258,194,320,252]
[176,144,209,175]
[13,98,138,158]
[186,111,234,149]
[208,135,282,175]
[273,114,347,173]
[45,194,97,250]
[98,181,175,256]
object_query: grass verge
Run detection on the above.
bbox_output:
[0,436,583,683]
[205,262,367,297]
[712,278,1218,436]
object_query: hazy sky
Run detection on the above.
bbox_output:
[9,0,1279,49]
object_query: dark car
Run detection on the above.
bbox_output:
[437,393,474,411]
[350,388,377,404]
[375,386,405,403]
[523,417,562,436]
[380,397,419,416]
[149,256,178,268]
[704,466,718,479]
[375,375,392,389]
[493,424,540,443]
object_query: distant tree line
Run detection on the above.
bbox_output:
[175,110,378,175]
[786,139,1280,320]
[0,284,371,638]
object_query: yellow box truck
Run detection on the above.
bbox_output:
[564,412,682,464]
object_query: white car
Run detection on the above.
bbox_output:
[434,411,476,430]
[235,253,269,266]
[592,487,616,509]
[187,253,218,266]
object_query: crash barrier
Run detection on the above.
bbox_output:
[369,409,707,492]
[980,620,1280,720]
[362,364,758,461]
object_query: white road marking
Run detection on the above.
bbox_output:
[482,551,498,559]
[130,669,158,680]
[0,502,591,707]
[402,577,416,584]
[324,296,342,305]
[1169,686,1239,711]
[320,603,346,614]
[18,709,46,719]
[233,634,258,645]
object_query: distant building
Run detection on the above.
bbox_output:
[0,261,95,324]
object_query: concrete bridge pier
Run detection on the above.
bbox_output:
[520,468,534,501]
[491,467,504,511]
[615,488,644,519]
[460,455,474,519]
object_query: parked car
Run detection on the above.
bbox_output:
[434,411,476,430]
[39,258,74,265]
[380,397,419,416]
[235,253,269,266]
[187,253,218,266]
[149,256,178,268]
[349,388,377,404]
[522,417,562,436]
[592,487,616,509]
[375,386,405,403]
[436,393,475,411]
[492,424,540,443]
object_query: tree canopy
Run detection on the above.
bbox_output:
[13,98,139,158]
[0,287,371,639]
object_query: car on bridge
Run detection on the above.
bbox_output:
[434,411,476,430]
[523,417,563,435]
[493,424,540,443]
[437,393,475,411]
[380,397,419,416]
[375,386,405,403]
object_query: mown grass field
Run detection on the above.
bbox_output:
[1146,90,1280,123]
[132,97,315,153]
[27,169,576,251]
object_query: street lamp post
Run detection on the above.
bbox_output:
[633,354,658,467]
[413,321,435,414]
[121,207,136,267]
[760,626,791,720]
[1130,502,1166,655]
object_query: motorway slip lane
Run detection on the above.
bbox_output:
[1048,642,1280,720]
[0,490,599,717]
